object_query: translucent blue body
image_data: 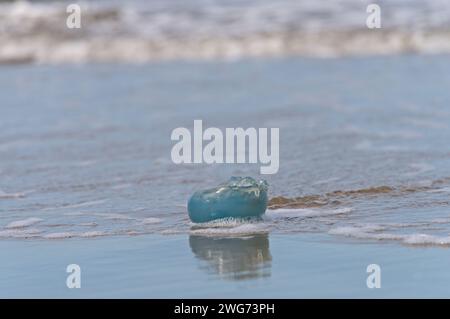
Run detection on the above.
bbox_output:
[188,177,268,223]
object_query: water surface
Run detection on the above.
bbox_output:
[2,55,450,247]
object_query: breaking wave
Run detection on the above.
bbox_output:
[1,0,450,64]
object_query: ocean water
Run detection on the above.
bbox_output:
[2,0,450,63]
[2,55,450,247]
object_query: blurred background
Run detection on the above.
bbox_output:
[1,0,450,64]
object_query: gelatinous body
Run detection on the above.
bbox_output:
[188,177,268,223]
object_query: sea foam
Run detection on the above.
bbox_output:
[2,1,450,64]
[5,217,43,229]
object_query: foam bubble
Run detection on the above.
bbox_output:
[190,216,261,229]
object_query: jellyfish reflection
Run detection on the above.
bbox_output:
[189,234,272,280]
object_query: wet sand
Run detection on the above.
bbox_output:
[1,234,450,298]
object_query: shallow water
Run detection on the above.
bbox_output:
[2,55,450,247]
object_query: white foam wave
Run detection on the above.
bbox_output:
[0,228,42,238]
[2,1,450,64]
[430,218,450,224]
[43,232,77,239]
[266,207,352,219]
[427,187,450,193]
[141,217,163,225]
[0,190,26,199]
[5,217,43,229]
[402,234,450,246]
[190,216,262,229]
[190,223,268,237]
[78,231,108,238]
[42,230,108,239]
[328,225,393,240]
[329,225,450,246]
[42,200,108,211]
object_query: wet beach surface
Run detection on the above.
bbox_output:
[2,55,450,296]
[2,56,450,245]
[2,234,450,298]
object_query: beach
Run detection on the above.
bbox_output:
[2,55,450,297]
[2,0,450,298]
